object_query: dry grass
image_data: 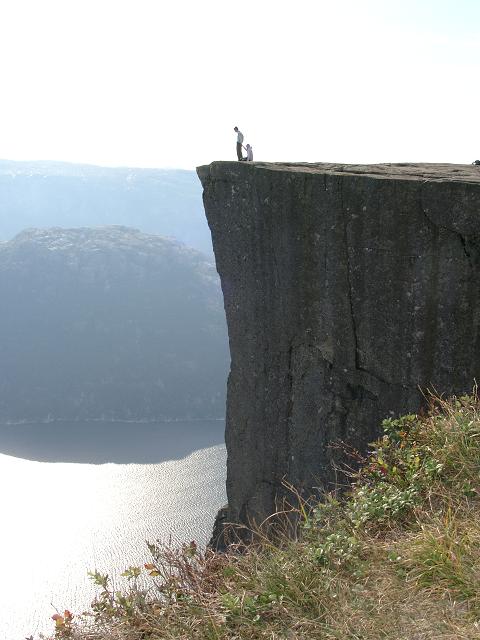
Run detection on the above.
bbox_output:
[45,392,480,640]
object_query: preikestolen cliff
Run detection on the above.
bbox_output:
[47,162,480,639]
[197,162,480,538]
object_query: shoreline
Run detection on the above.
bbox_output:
[0,416,225,426]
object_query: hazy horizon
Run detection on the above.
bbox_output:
[0,156,197,172]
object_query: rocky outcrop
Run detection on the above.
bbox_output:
[197,161,480,534]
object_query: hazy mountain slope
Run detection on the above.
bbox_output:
[0,160,211,254]
[0,226,229,422]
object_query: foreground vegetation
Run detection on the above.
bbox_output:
[48,393,480,639]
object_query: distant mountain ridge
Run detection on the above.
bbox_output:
[0,159,211,254]
[0,226,229,422]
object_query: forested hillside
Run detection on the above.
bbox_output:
[0,226,228,422]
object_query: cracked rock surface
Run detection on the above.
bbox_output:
[197,161,480,532]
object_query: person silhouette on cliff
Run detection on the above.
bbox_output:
[234,126,244,161]
[244,143,253,162]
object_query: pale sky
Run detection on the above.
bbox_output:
[0,0,479,170]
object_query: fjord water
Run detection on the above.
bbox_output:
[0,420,226,638]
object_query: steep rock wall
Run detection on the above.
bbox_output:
[197,161,480,531]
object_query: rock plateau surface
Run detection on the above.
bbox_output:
[197,161,480,534]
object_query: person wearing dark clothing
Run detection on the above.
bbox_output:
[234,126,244,161]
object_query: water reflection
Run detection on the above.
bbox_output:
[0,421,226,638]
[0,420,225,463]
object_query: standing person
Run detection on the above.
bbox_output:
[245,143,253,161]
[234,126,244,161]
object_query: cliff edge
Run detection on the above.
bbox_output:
[197,161,480,534]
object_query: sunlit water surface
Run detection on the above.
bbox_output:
[0,421,226,639]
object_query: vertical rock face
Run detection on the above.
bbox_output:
[197,161,480,529]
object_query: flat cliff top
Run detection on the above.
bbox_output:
[198,161,480,184]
